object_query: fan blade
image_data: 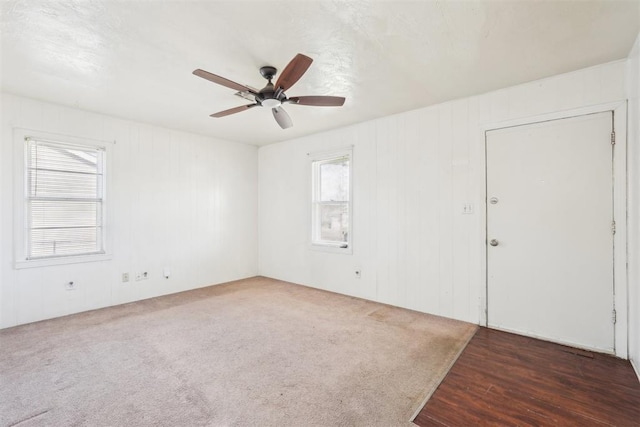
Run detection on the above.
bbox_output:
[275,54,313,91]
[210,104,258,118]
[288,96,345,106]
[272,107,293,129]
[193,69,257,94]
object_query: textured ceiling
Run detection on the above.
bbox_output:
[1,1,639,146]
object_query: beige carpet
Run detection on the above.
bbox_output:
[0,277,477,427]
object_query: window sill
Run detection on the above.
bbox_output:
[310,243,353,255]
[14,253,113,269]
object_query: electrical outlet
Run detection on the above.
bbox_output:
[65,281,76,290]
[122,273,129,282]
[355,270,361,279]
[135,272,149,281]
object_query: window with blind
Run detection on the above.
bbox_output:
[25,138,106,259]
[311,149,352,251]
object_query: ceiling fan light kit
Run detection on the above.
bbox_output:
[193,53,346,129]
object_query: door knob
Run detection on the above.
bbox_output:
[489,239,499,247]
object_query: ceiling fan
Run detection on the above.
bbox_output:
[193,53,346,129]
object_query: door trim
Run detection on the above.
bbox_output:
[479,101,628,358]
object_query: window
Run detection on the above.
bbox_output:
[24,137,106,260]
[311,149,352,251]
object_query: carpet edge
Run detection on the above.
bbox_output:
[407,324,479,425]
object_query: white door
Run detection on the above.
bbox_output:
[486,112,615,353]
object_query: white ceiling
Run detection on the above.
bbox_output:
[1,1,639,146]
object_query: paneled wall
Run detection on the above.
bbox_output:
[0,93,258,328]
[627,33,640,377]
[1,58,635,367]
[258,60,627,325]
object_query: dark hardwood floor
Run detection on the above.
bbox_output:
[415,327,640,426]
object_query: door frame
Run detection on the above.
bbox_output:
[480,101,628,358]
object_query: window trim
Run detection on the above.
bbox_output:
[13,129,113,269]
[309,147,353,254]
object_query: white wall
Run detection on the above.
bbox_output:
[627,33,640,377]
[0,55,635,372]
[1,59,634,361]
[0,93,258,328]
[259,60,627,326]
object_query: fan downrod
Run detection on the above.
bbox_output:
[259,66,277,81]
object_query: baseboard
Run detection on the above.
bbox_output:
[632,358,640,384]
[486,324,616,356]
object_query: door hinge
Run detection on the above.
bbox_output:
[611,220,616,235]
[612,309,617,324]
[611,131,616,145]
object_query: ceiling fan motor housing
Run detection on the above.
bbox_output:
[257,66,287,106]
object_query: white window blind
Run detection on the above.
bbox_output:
[311,153,351,248]
[25,138,105,259]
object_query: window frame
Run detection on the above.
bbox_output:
[13,129,112,269]
[309,147,353,254]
